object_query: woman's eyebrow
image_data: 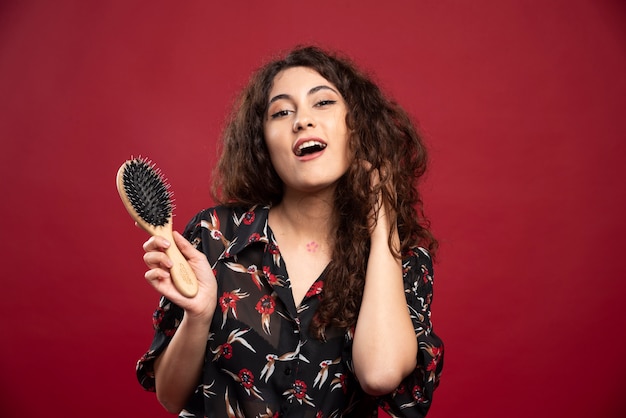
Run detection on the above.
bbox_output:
[308,85,339,96]
[268,85,340,105]
[268,93,290,105]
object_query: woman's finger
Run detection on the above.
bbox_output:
[144,266,170,282]
[143,250,173,269]
[142,235,171,252]
[172,231,202,262]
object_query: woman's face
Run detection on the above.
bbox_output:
[263,66,350,196]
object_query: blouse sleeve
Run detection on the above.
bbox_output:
[378,247,444,418]
[135,210,210,392]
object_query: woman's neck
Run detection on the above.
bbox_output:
[269,188,335,243]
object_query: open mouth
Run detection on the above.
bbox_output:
[294,140,327,157]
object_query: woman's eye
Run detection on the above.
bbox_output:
[270,109,291,119]
[315,100,337,107]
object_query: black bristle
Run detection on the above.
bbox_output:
[122,157,173,227]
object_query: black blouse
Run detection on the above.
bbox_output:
[136,205,443,417]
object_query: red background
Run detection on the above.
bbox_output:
[1,1,625,417]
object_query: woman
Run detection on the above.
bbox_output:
[136,46,443,417]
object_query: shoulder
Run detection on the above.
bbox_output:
[401,246,435,290]
[194,204,247,222]
[183,205,270,254]
[403,247,433,274]
[186,205,268,231]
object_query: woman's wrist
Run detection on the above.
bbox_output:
[182,308,214,330]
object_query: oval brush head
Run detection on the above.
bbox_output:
[122,158,173,227]
[116,157,198,298]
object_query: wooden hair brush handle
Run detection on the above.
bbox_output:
[116,160,198,298]
[156,224,198,298]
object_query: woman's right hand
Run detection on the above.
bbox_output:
[143,231,217,413]
[143,231,217,322]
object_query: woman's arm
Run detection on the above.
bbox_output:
[352,169,418,396]
[143,232,217,413]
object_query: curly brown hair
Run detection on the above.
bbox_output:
[212,45,437,338]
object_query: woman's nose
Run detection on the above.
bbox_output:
[293,111,315,132]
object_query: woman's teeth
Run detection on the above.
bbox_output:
[296,141,327,156]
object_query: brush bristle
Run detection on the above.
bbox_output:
[122,157,173,227]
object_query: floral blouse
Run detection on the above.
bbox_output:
[136,205,443,418]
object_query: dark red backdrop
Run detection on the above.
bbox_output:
[1,1,625,417]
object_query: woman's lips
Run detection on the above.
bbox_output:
[293,137,328,157]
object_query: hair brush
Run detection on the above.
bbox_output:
[116,157,198,297]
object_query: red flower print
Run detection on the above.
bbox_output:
[305,281,324,298]
[220,292,240,311]
[243,211,255,225]
[427,346,443,372]
[339,373,347,394]
[248,232,261,243]
[267,242,279,254]
[224,365,264,400]
[211,328,255,361]
[283,377,315,406]
[255,295,276,315]
[238,369,254,389]
[152,307,165,328]
[225,262,263,290]
[412,385,425,402]
[218,289,250,328]
[221,343,233,359]
[153,308,177,336]
[263,266,284,287]
[256,294,276,335]
[267,238,282,266]
[201,211,230,248]
[293,380,307,400]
